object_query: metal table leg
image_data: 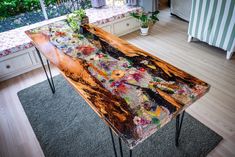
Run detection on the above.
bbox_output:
[109,127,132,157]
[35,47,55,94]
[119,137,123,157]
[109,128,117,157]
[175,110,185,147]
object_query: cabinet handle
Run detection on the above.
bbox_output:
[126,23,130,26]
[6,65,11,69]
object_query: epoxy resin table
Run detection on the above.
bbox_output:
[26,20,210,155]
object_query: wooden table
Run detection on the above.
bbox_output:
[26,20,210,157]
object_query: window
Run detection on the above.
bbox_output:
[0,0,92,33]
[0,0,126,33]
[0,0,45,32]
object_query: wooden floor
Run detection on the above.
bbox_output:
[0,9,235,157]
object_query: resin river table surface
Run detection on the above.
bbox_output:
[25,20,210,149]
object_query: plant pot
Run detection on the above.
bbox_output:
[140,27,149,36]
[81,15,89,25]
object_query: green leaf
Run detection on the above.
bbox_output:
[130,10,160,28]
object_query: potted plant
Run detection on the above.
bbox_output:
[67,9,89,31]
[130,10,159,35]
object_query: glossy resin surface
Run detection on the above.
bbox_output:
[26,21,210,149]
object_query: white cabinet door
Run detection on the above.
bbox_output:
[0,50,35,76]
[113,17,140,36]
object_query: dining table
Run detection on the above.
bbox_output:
[25,20,210,157]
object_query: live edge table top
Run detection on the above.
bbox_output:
[25,20,210,149]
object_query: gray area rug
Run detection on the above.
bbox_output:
[18,75,222,157]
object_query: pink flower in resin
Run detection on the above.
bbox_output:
[139,118,151,125]
[132,72,143,82]
[177,89,185,94]
[133,116,141,125]
[76,45,95,55]
[133,116,151,125]
[116,83,127,94]
[139,67,145,72]
[122,63,129,68]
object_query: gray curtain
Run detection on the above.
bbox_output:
[126,0,137,6]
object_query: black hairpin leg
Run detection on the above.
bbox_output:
[35,47,55,94]
[119,137,123,157]
[175,110,185,147]
[109,127,132,157]
[118,137,132,157]
[109,128,117,157]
